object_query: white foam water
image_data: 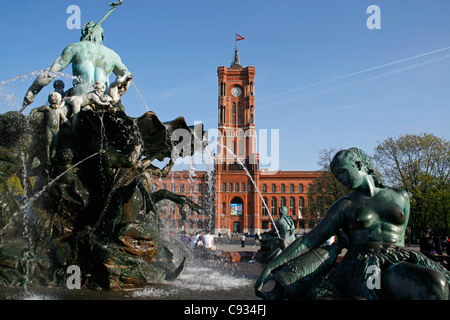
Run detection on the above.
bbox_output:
[170,265,252,292]
[129,260,257,300]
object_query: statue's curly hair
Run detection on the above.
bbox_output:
[330,147,384,187]
[80,21,104,43]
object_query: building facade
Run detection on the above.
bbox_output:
[156,47,321,235]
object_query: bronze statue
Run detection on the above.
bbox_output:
[276,206,296,248]
[21,19,132,112]
[259,206,296,263]
[28,92,70,166]
[255,148,449,300]
[0,2,205,289]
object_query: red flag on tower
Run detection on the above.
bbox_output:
[236,34,245,41]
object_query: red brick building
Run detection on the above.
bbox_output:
[156,46,320,235]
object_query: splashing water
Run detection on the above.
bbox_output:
[0,70,76,89]
[0,152,100,236]
[129,259,257,299]
[0,69,79,112]
[131,80,150,112]
[204,161,215,232]
[0,259,262,300]
[170,263,252,291]
[20,151,34,292]
[0,151,100,293]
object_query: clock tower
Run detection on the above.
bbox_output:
[154,39,321,236]
[216,46,257,170]
[214,44,261,234]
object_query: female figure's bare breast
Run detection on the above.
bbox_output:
[344,188,409,246]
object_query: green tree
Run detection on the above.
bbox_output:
[307,147,348,225]
[373,133,450,237]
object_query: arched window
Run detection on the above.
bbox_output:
[298,197,305,212]
[289,197,296,215]
[180,184,185,193]
[271,197,277,216]
[232,103,236,125]
[238,102,242,124]
[289,184,294,193]
[229,183,233,192]
[262,197,268,216]
[241,183,245,192]
[219,106,223,124]
[280,184,285,193]
[271,184,276,193]
[308,196,313,207]
[262,184,267,193]
[247,183,252,192]
[238,136,245,156]
[219,82,226,96]
[235,183,239,192]
[222,183,226,192]
[299,184,304,193]
[220,106,226,123]
[280,197,286,209]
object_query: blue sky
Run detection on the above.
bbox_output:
[0,0,449,171]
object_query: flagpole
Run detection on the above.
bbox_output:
[82,1,124,42]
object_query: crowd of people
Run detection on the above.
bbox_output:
[176,230,263,251]
[419,227,450,269]
[178,231,217,251]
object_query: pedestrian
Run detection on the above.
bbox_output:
[255,232,260,244]
[196,233,204,248]
[241,234,246,248]
[180,231,190,246]
[446,236,450,256]
[191,232,200,249]
[420,227,442,259]
[203,231,216,250]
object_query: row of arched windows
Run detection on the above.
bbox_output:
[261,183,310,193]
[261,197,305,216]
[218,104,255,125]
[221,182,252,193]
[261,196,305,216]
[153,183,204,193]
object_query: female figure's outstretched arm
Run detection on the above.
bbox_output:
[255,197,348,293]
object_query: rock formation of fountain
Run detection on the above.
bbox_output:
[0,3,204,290]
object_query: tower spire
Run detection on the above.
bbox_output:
[231,47,242,68]
[231,34,245,68]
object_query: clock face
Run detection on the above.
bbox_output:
[231,87,242,97]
